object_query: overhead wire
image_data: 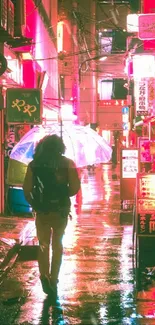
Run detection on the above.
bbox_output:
[24,0,140,77]
[97,0,129,34]
[73,1,137,81]
[24,0,133,63]
[33,42,116,62]
[71,7,100,73]
[72,2,131,60]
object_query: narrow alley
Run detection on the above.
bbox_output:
[0,165,155,325]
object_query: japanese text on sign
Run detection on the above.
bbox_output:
[122,149,138,179]
[6,88,42,124]
[135,79,148,116]
[139,214,146,233]
[12,99,37,117]
[138,213,155,235]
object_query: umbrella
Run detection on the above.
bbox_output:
[7,123,112,186]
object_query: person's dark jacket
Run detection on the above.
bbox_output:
[23,157,81,206]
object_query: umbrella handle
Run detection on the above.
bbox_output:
[60,119,63,139]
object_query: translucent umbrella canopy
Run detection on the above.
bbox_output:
[9,123,112,167]
[7,123,112,186]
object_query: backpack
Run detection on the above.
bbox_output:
[30,161,71,216]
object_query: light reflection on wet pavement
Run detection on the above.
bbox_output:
[1,165,155,324]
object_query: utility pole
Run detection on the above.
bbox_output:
[90,0,97,130]
[72,0,80,122]
[57,0,66,138]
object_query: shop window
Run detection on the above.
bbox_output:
[98,29,126,55]
[98,79,127,99]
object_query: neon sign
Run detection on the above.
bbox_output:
[6,88,42,124]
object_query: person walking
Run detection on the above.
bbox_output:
[23,134,81,296]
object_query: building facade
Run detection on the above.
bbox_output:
[0,0,145,213]
[0,0,58,214]
[57,0,139,141]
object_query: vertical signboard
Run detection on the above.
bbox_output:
[134,79,148,116]
[121,149,139,178]
[120,148,139,200]
[6,88,42,124]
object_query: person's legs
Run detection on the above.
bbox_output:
[36,213,68,294]
[50,218,68,284]
[35,216,51,278]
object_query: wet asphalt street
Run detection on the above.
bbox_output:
[1,164,155,325]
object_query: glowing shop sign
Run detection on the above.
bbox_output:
[6,88,42,124]
[127,14,139,33]
[133,55,155,78]
[135,79,148,116]
[138,14,155,40]
[122,149,139,179]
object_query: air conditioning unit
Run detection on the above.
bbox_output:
[7,0,14,37]
[0,0,8,33]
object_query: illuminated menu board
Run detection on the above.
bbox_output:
[122,149,139,179]
[138,199,155,212]
[138,174,155,199]
[137,174,155,234]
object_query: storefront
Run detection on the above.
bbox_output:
[0,45,23,214]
